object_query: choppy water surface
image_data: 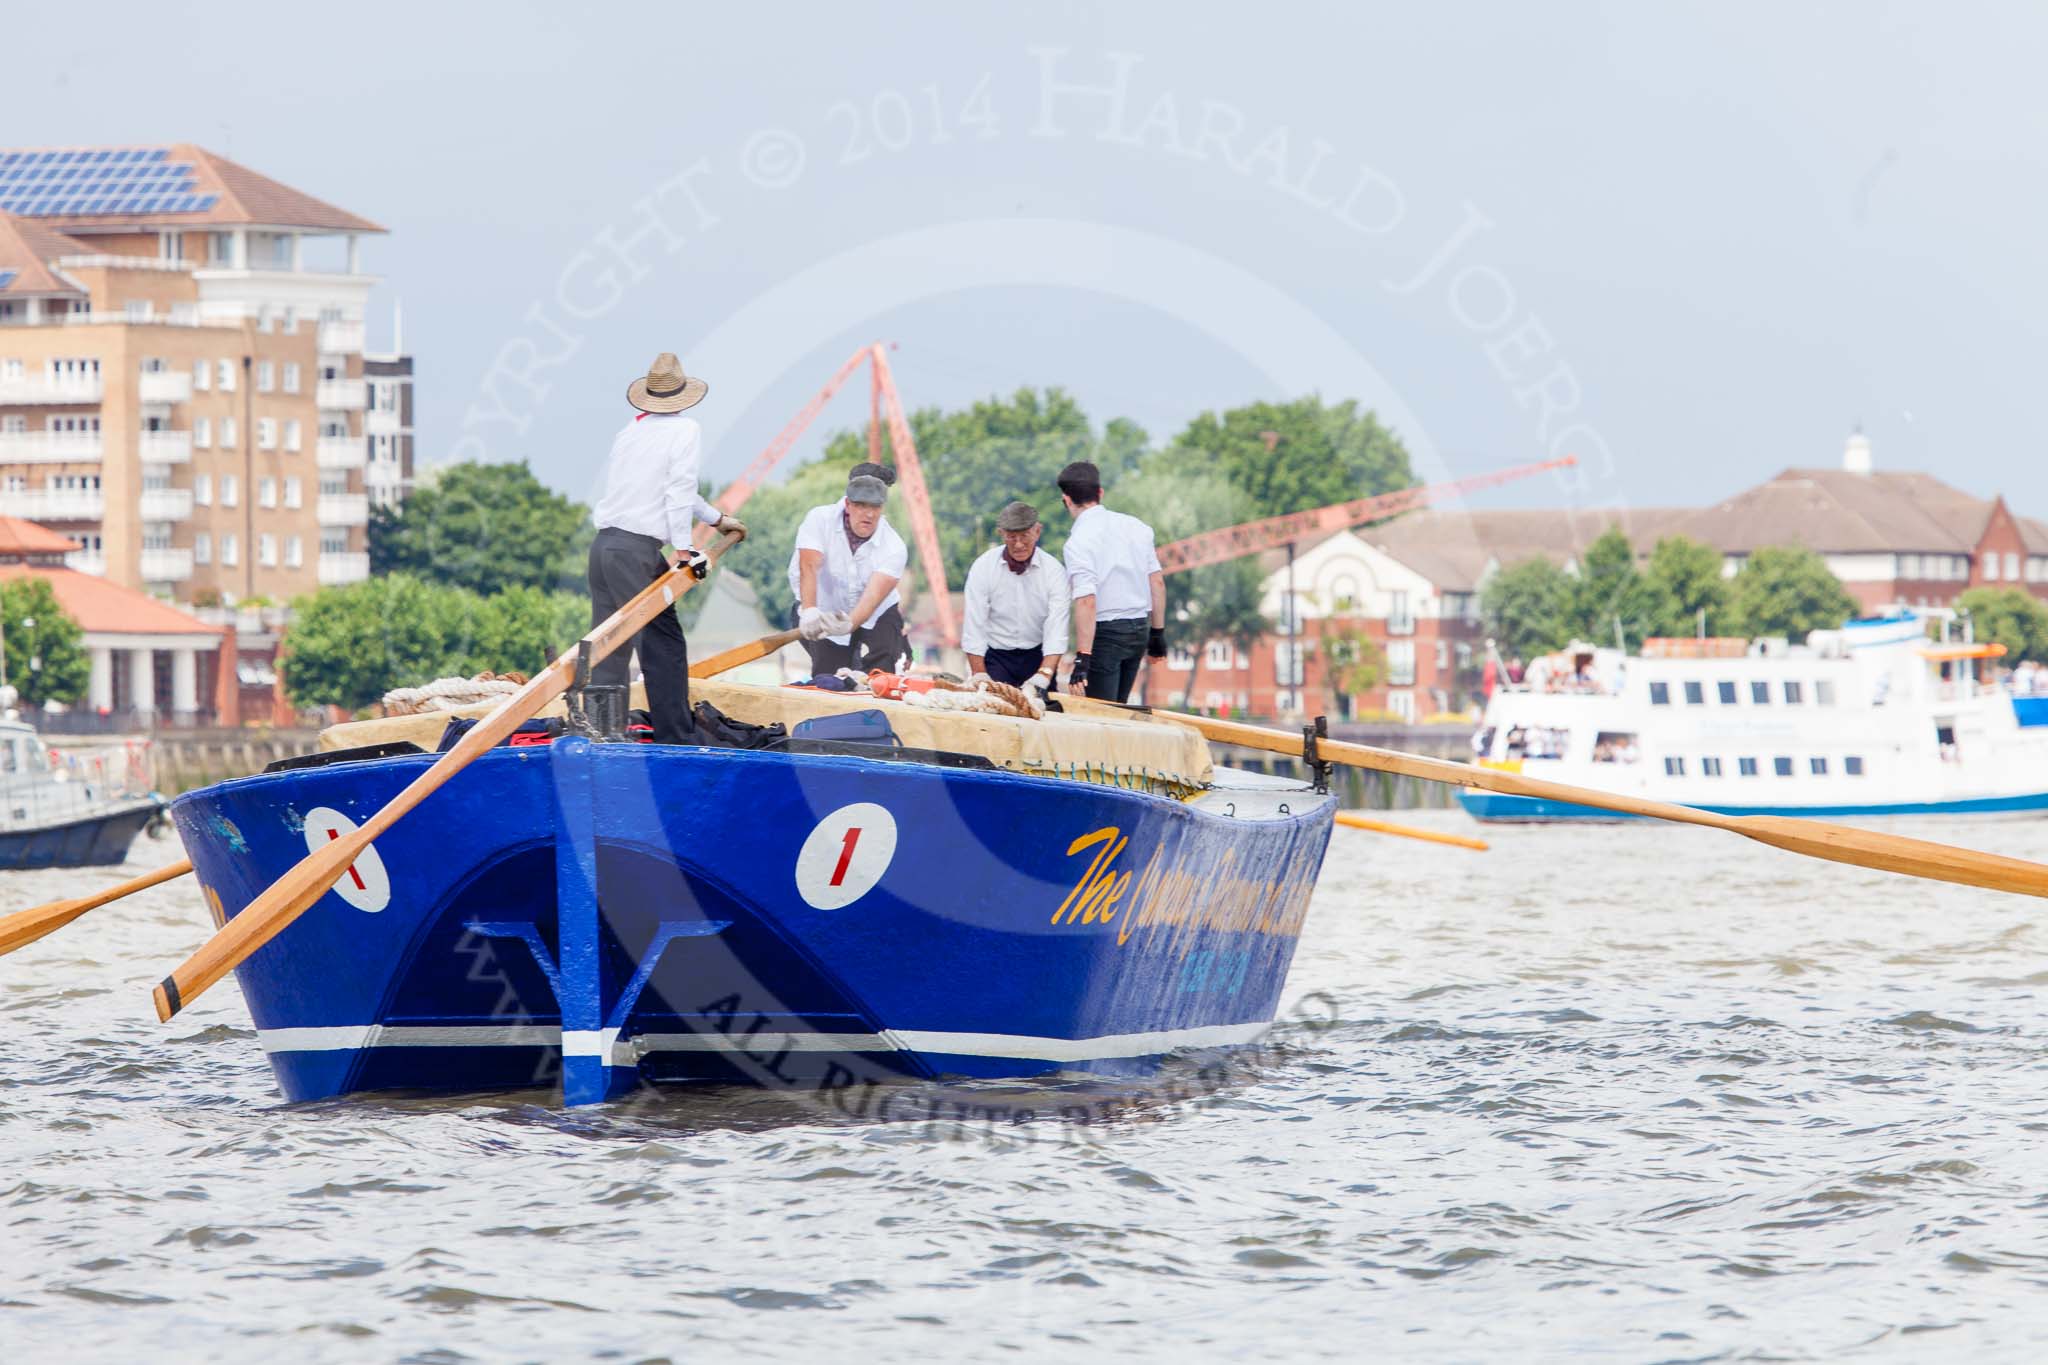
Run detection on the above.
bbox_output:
[6,814,2048,1361]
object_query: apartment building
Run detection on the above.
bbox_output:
[0,144,406,607]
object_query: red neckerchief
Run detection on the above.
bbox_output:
[841,507,873,554]
[1004,548,1034,575]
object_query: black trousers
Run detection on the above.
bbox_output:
[983,645,1055,689]
[1087,617,1149,703]
[589,527,691,743]
[793,602,910,678]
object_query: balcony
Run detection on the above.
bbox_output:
[139,487,195,521]
[0,432,104,463]
[316,378,366,411]
[317,492,369,527]
[316,437,366,470]
[64,549,106,576]
[318,551,369,585]
[317,319,365,354]
[0,376,105,404]
[0,486,105,520]
[140,547,194,582]
[365,406,400,436]
[138,371,193,404]
[139,430,192,464]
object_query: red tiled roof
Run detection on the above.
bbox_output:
[0,212,90,295]
[0,565,222,637]
[0,515,82,555]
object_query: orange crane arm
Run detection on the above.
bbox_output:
[869,345,958,646]
[715,345,875,514]
[1156,456,1577,574]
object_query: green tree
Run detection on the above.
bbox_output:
[1567,526,1662,650]
[1321,622,1387,718]
[370,460,593,595]
[1955,586,2048,662]
[1724,545,1858,641]
[1643,534,1732,639]
[1158,396,1413,519]
[1482,557,1575,660]
[0,578,89,706]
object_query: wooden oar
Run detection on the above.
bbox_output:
[1158,710,2048,900]
[0,858,193,958]
[1334,811,1488,851]
[689,628,800,679]
[152,530,744,1021]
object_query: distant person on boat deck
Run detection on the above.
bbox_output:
[962,500,1070,694]
[788,473,910,678]
[1057,461,1166,703]
[589,352,748,743]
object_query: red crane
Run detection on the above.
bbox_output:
[714,343,958,646]
[1156,456,1577,575]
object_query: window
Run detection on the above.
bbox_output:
[1738,757,1759,777]
[194,533,211,564]
[258,534,277,567]
[1275,642,1309,687]
[258,477,276,508]
[219,417,237,448]
[283,420,301,452]
[1717,680,1737,704]
[1649,681,1670,705]
[1166,645,1194,671]
[124,299,153,322]
[282,362,301,395]
[1204,640,1233,670]
[194,474,212,506]
[284,535,303,568]
[1783,680,1803,704]
[193,417,211,449]
[1385,639,1415,686]
[2006,553,2021,581]
[1387,590,1414,635]
[1846,756,1865,776]
[1773,756,1794,777]
[256,361,274,392]
[221,475,239,507]
[221,533,239,566]
[257,418,277,450]
[192,358,210,391]
[1701,757,1723,777]
[1815,680,1836,707]
[1810,757,1829,775]
[1683,681,1704,705]
[1984,551,1999,581]
[1750,680,1770,704]
[320,531,350,554]
[217,358,236,391]
[1663,756,1685,776]
[210,230,234,264]
[1387,690,1415,722]
[283,476,302,509]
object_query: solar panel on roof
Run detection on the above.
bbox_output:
[0,148,208,217]
[0,271,15,289]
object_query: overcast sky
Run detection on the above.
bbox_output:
[8,1,2045,523]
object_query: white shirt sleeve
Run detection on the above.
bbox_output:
[872,523,909,580]
[662,421,722,547]
[960,554,992,657]
[1041,556,1071,658]
[794,503,833,554]
[1064,525,1097,598]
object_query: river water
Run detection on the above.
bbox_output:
[5,812,2048,1362]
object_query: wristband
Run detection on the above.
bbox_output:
[1069,654,1091,688]
[1147,625,1168,658]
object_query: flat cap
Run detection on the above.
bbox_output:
[996,500,1039,532]
[845,474,889,506]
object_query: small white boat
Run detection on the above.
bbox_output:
[1462,611,2048,821]
[0,711,165,867]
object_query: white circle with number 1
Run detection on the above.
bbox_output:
[301,806,392,913]
[794,803,898,910]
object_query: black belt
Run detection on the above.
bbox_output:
[594,526,663,546]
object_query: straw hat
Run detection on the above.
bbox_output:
[627,352,709,414]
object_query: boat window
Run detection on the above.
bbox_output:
[0,741,14,774]
[1701,757,1723,776]
[1846,755,1865,776]
[1783,681,1803,704]
[1649,682,1671,705]
[1717,681,1738,704]
[1738,757,1760,776]
[1505,726,1528,758]
[1663,756,1685,776]
[1810,756,1828,775]
[1592,731,1639,763]
[1525,727,1569,760]
[1773,756,1794,776]
[1815,680,1836,706]
[1936,724,1959,762]
[1750,681,1771,704]
[1473,725,1496,759]
[1683,681,1705,705]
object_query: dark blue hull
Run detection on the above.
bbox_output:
[173,740,1334,1106]
[0,798,162,869]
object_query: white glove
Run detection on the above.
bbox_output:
[820,611,854,636]
[798,607,829,641]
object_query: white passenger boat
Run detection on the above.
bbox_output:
[1462,612,2048,821]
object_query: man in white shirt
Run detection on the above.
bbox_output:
[1057,460,1165,702]
[589,352,746,741]
[787,473,910,676]
[962,500,1069,692]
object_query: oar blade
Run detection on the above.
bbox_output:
[1734,814,2048,900]
[0,900,92,957]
